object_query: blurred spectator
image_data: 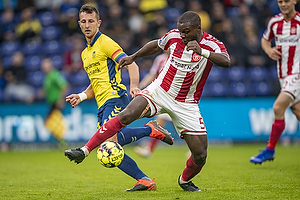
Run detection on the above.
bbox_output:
[139,0,168,22]
[38,57,69,112]
[188,0,211,32]
[63,33,85,73]
[0,8,16,43]
[210,1,227,37]
[39,57,69,141]
[0,0,17,11]
[243,32,267,67]
[231,3,259,43]
[16,0,34,12]
[225,32,246,66]
[0,8,16,33]
[58,7,81,38]
[3,51,34,103]
[57,0,81,38]
[146,10,167,39]
[105,3,128,36]
[15,7,42,43]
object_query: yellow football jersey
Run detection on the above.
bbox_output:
[81,31,127,108]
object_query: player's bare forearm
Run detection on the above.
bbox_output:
[208,52,231,68]
[261,38,281,61]
[83,84,95,99]
[132,40,162,60]
[127,62,141,97]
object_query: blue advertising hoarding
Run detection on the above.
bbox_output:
[0,97,299,144]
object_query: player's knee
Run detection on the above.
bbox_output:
[118,110,135,125]
[192,150,207,166]
[273,104,285,117]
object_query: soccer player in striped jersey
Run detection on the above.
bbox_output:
[66,10,230,192]
[250,0,300,164]
[64,4,174,191]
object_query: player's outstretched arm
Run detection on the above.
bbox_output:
[207,52,230,68]
[66,84,95,108]
[118,40,161,70]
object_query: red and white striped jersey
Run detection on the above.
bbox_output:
[154,29,228,103]
[263,12,300,78]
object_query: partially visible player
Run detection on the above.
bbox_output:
[134,51,174,157]
[250,0,300,164]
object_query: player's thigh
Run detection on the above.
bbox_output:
[119,95,149,125]
[273,92,293,115]
[183,134,207,157]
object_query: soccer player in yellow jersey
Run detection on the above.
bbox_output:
[64,4,173,191]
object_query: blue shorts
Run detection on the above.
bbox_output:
[96,95,130,128]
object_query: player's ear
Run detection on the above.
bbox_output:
[98,20,102,28]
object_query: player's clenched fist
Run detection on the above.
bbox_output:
[186,40,201,54]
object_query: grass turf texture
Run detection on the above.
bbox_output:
[0,144,299,200]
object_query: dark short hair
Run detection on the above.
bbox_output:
[79,4,100,20]
[178,11,201,27]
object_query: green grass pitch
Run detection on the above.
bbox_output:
[0,143,299,200]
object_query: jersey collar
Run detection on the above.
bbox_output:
[87,31,102,47]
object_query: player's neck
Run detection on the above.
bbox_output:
[85,32,98,45]
[283,10,296,21]
[86,37,93,45]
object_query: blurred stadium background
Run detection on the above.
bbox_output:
[0,0,300,150]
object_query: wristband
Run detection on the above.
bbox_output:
[201,49,210,59]
[78,92,87,102]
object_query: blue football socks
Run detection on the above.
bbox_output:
[117,153,149,180]
[117,126,151,146]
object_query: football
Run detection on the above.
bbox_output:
[97,141,124,168]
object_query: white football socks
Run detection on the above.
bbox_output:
[179,175,189,184]
[81,146,89,157]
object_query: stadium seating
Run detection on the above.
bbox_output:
[49,54,63,70]
[227,65,246,82]
[208,82,228,97]
[0,41,20,57]
[22,41,42,56]
[41,26,62,41]
[43,40,63,56]
[27,70,44,88]
[252,81,272,96]
[207,65,226,83]
[24,55,42,71]
[38,11,57,27]
[229,81,250,97]
[2,55,12,69]
[248,65,268,82]
[66,70,89,87]
[269,65,278,80]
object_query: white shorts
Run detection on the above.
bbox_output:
[156,113,172,121]
[138,82,207,138]
[280,74,300,107]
